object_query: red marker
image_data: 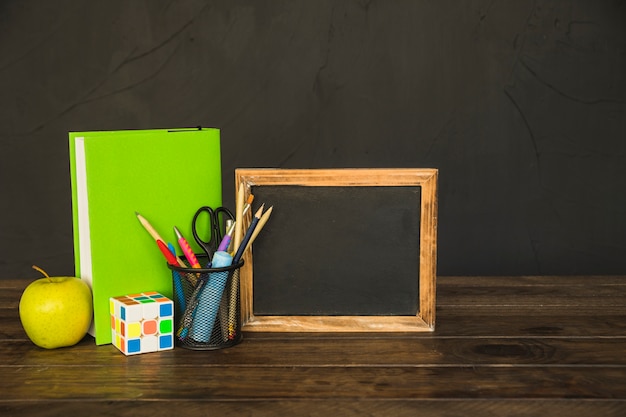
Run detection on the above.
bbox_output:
[157,239,179,266]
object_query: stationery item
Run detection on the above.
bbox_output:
[174,226,200,269]
[168,241,187,315]
[217,221,236,252]
[233,205,264,264]
[136,212,186,268]
[167,242,177,258]
[226,203,272,340]
[242,194,254,217]
[177,279,206,340]
[157,240,179,266]
[243,206,274,255]
[191,206,234,263]
[232,183,245,257]
[189,251,233,342]
[135,212,165,242]
[226,185,246,339]
[227,194,254,252]
[218,284,230,342]
[69,128,222,345]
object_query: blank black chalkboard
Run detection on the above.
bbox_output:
[252,185,421,316]
[235,168,438,332]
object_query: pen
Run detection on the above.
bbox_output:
[168,242,187,314]
[174,226,201,269]
[219,219,234,341]
[177,279,205,340]
[167,242,177,257]
[217,221,236,252]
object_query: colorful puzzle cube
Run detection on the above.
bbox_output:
[110,292,174,355]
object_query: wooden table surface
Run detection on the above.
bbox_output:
[1,276,625,416]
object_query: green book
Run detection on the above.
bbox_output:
[69,128,222,345]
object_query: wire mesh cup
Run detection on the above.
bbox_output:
[168,255,244,350]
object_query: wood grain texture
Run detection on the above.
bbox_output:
[2,276,626,416]
[2,400,625,417]
[3,365,626,400]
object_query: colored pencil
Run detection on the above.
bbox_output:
[243,205,273,255]
[233,205,264,264]
[232,183,245,256]
[136,212,187,268]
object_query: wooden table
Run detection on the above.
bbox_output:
[1,276,625,416]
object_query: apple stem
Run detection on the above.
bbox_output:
[32,265,51,281]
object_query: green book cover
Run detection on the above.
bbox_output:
[69,128,222,345]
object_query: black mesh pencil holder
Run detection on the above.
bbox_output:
[168,255,244,350]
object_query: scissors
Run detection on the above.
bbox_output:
[191,206,235,261]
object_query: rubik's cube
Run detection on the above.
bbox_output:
[110,292,174,355]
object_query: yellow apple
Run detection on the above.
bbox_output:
[19,266,93,349]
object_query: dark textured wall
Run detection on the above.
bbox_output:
[1,1,625,279]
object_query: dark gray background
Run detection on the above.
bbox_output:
[1,1,625,279]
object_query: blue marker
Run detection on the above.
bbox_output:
[168,242,186,314]
[189,251,233,343]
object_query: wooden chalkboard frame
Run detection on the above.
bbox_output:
[235,168,438,332]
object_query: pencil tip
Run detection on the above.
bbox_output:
[261,206,273,219]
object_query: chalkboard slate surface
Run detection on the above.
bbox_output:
[235,168,438,332]
[252,185,421,316]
